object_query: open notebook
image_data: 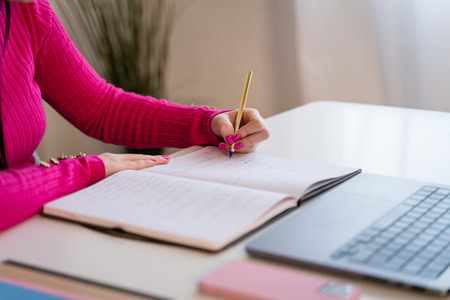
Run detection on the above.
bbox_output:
[43,146,360,251]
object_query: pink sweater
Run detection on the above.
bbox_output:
[0,0,224,232]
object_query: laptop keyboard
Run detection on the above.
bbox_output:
[332,186,450,279]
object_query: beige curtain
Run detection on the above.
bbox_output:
[294,0,450,112]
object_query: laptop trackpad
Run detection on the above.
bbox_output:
[294,191,395,236]
[249,191,396,261]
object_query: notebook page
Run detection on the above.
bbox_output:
[44,170,290,246]
[146,146,358,198]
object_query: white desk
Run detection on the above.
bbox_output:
[1,101,450,299]
[258,101,450,185]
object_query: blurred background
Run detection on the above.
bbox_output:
[37,0,450,160]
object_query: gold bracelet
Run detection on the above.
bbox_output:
[40,153,87,168]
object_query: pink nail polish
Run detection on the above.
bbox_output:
[225,135,234,145]
[218,143,227,150]
[162,155,170,160]
[151,159,157,162]
[232,134,241,141]
[235,142,244,150]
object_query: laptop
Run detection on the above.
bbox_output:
[246,173,450,295]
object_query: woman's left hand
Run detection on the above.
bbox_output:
[211,108,269,153]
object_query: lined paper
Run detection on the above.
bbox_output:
[146,146,357,198]
[46,170,290,244]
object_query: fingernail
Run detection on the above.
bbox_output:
[235,142,244,150]
[162,155,170,160]
[218,143,227,150]
[225,135,234,145]
[151,159,157,162]
[232,134,241,142]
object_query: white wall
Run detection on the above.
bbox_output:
[294,0,450,112]
[166,0,301,117]
[413,1,450,112]
[293,0,385,105]
[38,0,299,160]
[38,0,450,160]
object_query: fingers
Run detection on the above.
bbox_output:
[218,127,268,154]
[235,119,266,143]
[116,153,170,165]
[212,108,269,155]
[234,129,268,153]
[150,155,170,165]
[98,152,170,177]
[218,109,269,154]
[114,153,163,162]
[210,110,236,142]
[118,154,171,173]
[218,115,236,144]
[123,158,159,171]
[235,109,265,139]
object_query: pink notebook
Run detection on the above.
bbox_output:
[199,261,360,300]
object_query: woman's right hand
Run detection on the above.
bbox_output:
[97,153,170,177]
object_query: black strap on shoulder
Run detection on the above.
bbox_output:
[0,0,10,170]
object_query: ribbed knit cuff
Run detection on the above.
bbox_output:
[83,155,106,185]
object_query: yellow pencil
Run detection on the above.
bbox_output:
[230,70,253,157]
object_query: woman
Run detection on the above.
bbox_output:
[0,0,269,231]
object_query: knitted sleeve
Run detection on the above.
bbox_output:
[0,156,104,232]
